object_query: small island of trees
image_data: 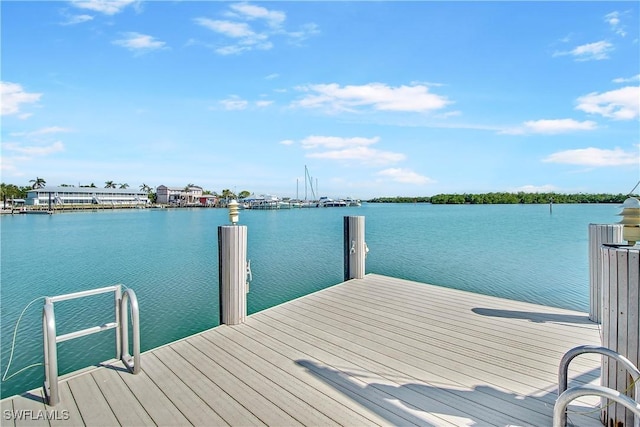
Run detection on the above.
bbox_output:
[367,192,636,204]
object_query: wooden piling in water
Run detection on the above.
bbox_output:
[344,216,366,281]
[601,245,639,427]
[589,224,624,322]
[218,225,247,325]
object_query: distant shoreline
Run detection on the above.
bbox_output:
[368,192,636,204]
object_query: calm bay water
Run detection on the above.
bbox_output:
[0,203,618,398]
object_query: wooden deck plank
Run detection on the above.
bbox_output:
[152,345,265,426]
[188,333,339,426]
[209,326,383,426]
[251,308,561,426]
[304,292,599,376]
[111,359,192,426]
[307,286,599,371]
[5,274,605,426]
[66,372,119,426]
[332,276,600,345]
[141,352,229,426]
[11,392,48,427]
[1,397,16,427]
[241,319,440,426]
[228,322,410,426]
[262,304,569,401]
[288,294,598,386]
[170,339,300,426]
[90,367,155,426]
[48,383,83,427]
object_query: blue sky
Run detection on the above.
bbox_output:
[2,1,639,199]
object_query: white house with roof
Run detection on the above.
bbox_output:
[156,185,203,204]
[25,187,149,206]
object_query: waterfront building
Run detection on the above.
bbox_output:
[25,186,149,206]
[156,185,203,205]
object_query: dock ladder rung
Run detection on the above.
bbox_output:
[42,285,140,406]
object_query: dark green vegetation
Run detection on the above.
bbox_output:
[368,192,637,204]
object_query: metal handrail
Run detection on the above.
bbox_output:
[557,345,640,427]
[553,385,640,427]
[120,288,140,374]
[42,285,140,406]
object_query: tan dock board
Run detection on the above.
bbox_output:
[2,274,603,426]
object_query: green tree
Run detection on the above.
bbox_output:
[140,183,152,193]
[1,183,23,208]
[119,183,129,189]
[220,189,236,200]
[29,177,46,189]
[105,181,116,188]
[238,190,251,199]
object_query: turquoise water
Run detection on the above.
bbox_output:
[0,203,618,398]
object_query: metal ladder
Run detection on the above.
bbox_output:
[42,285,140,406]
[555,345,640,427]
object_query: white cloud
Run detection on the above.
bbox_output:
[196,4,315,55]
[255,100,273,108]
[613,74,640,83]
[1,82,42,116]
[503,119,598,135]
[2,141,65,156]
[553,40,614,61]
[279,140,295,146]
[11,127,72,138]
[299,135,404,166]
[286,23,321,44]
[543,147,639,167]
[376,168,434,185]
[265,73,279,80]
[524,119,597,134]
[307,146,405,166]
[69,0,137,15]
[293,83,451,114]
[61,14,94,25]
[195,18,272,54]
[112,32,167,54]
[228,3,285,28]
[195,19,255,38]
[605,11,626,37]
[576,86,639,120]
[220,96,249,110]
[301,136,379,149]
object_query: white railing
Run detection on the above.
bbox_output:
[42,285,140,406]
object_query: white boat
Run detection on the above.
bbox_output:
[319,197,347,207]
[344,197,362,207]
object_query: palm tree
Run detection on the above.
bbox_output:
[140,183,151,193]
[105,181,116,188]
[119,183,129,189]
[183,184,195,205]
[29,177,46,189]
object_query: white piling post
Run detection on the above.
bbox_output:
[589,224,623,322]
[218,201,247,325]
[601,245,639,427]
[344,216,366,280]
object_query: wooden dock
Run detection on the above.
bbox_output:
[1,274,603,426]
